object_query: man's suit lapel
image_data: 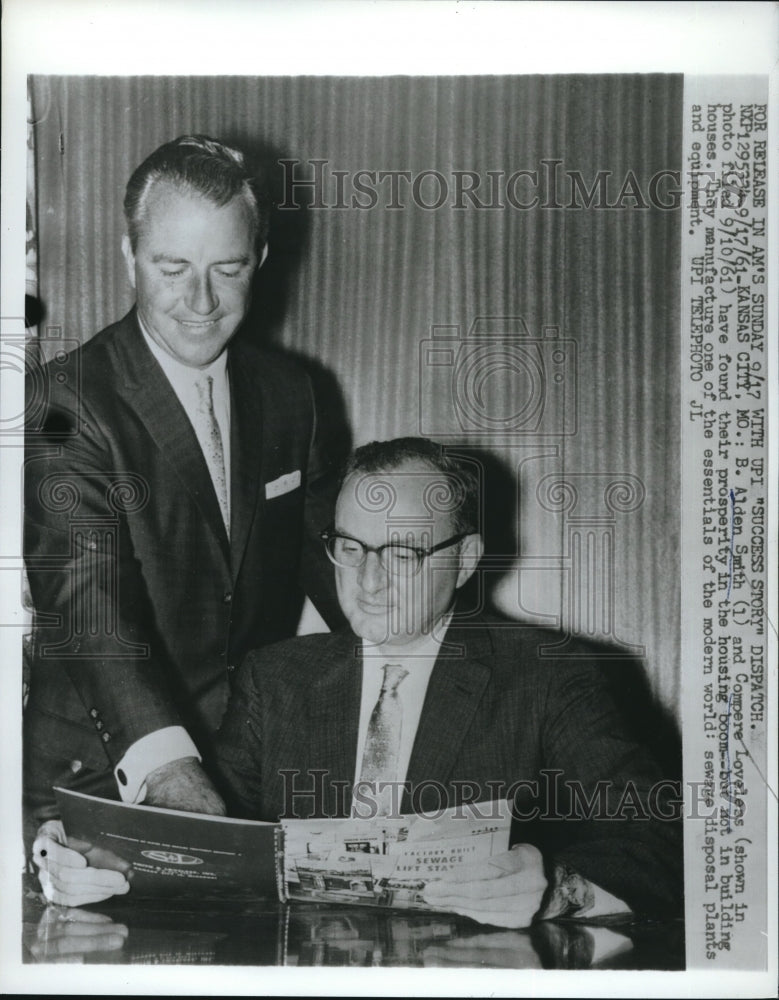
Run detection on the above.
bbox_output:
[404,622,494,808]
[110,312,230,563]
[227,346,263,579]
[307,634,363,818]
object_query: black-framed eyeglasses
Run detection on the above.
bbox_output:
[320,528,469,576]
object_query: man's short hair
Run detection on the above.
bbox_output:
[343,437,480,535]
[123,135,270,251]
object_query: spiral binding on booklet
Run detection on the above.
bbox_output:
[274,825,288,903]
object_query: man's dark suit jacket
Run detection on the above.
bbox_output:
[24,310,343,825]
[216,618,683,918]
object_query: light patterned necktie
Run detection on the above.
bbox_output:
[357,663,409,816]
[194,373,230,536]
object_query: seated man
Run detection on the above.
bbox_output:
[33,437,683,926]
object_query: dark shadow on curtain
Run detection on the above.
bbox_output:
[224,133,314,348]
[454,443,682,782]
[229,133,353,466]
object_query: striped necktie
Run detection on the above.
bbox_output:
[194,373,230,535]
[357,663,409,816]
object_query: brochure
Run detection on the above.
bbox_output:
[55,788,511,911]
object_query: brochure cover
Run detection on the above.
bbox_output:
[54,788,284,901]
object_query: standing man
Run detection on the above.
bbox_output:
[24,135,343,837]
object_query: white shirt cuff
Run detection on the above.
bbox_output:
[114,727,200,803]
[579,880,633,919]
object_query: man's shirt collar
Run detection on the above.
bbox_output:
[137,313,228,386]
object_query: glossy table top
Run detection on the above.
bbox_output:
[23,881,684,969]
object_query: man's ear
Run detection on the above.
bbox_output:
[456,533,484,589]
[120,235,136,290]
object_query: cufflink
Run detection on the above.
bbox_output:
[70,760,82,774]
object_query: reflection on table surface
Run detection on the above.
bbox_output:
[23,884,684,969]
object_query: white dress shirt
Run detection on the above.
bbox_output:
[139,320,231,505]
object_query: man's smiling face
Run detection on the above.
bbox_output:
[122,181,261,368]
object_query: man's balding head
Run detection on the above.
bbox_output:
[123,135,269,253]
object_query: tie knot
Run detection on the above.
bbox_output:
[381,662,408,694]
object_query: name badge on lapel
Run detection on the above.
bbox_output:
[265,470,301,499]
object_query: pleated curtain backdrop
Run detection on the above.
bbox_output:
[29,75,682,720]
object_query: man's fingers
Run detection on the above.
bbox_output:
[36,819,67,844]
[491,843,544,873]
[34,824,131,905]
[33,837,87,872]
[422,843,544,887]
[424,869,547,902]
[421,846,548,928]
[49,864,130,890]
[67,835,97,855]
[39,868,131,906]
[83,845,133,875]
[423,857,506,886]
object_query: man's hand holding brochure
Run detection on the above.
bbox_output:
[33,818,131,907]
[281,801,518,914]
